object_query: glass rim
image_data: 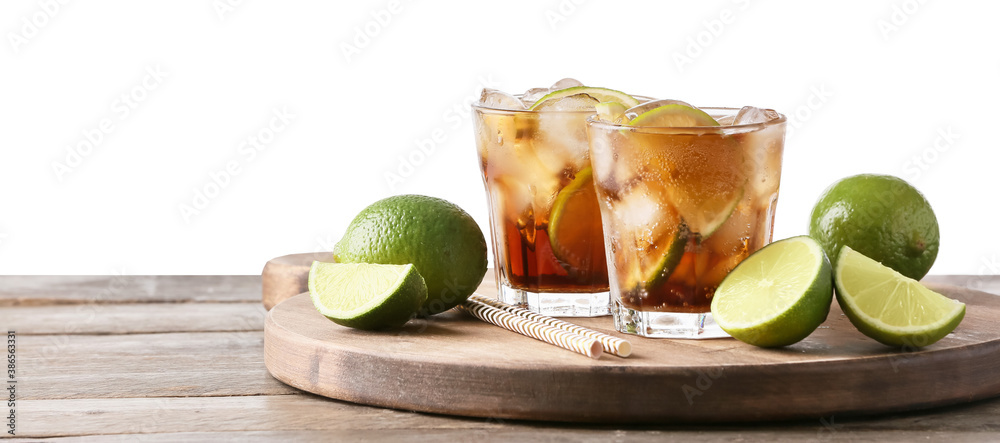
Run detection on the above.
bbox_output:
[472,94,657,114]
[587,107,787,134]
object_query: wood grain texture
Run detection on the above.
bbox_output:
[0,275,260,306]
[0,302,266,335]
[14,331,295,400]
[25,428,1000,443]
[923,274,1000,297]
[14,395,502,437]
[8,275,1000,441]
[265,284,1000,423]
[261,252,332,310]
[15,392,1000,439]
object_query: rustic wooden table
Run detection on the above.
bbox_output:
[2,274,999,441]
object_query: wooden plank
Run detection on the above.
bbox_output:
[265,285,1000,423]
[14,331,295,400]
[0,275,260,306]
[30,429,1000,442]
[923,274,1000,296]
[14,394,1000,439]
[14,395,499,437]
[0,302,266,335]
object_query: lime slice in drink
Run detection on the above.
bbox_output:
[529,86,641,110]
[608,188,689,291]
[628,103,744,239]
[629,103,719,127]
[548,167,606,278]
[632,226,688,290]
[694,187,743,240]
[834,246,965,347]
[711,236,833,347]
[595,102,627,123]
[308,262,427,330]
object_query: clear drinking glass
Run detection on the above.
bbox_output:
[586,107,787,337]
[472,101,610,317]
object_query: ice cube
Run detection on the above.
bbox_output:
[616,185,663,228]
[522,79,583,107]
[532,93,599,112]
[549,78,583,90]
[521,87,551,106]
[732,106,779,125]
[741,122,785,201]
[623,99,696,122]
[533,112,590,174]
[479,88,526,110]
[715,115,736,125]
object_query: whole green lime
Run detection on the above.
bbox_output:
[334,195,488,315]
[808,174,939,280]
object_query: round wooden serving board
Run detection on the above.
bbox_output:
[261,252,333,310]
[264,274,1000,423]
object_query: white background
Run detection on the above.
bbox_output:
[2,0,998,276]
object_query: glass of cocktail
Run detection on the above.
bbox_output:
[586,102,786,337]
[471,79,641,317]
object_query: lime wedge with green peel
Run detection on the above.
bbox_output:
[711,236,833,347]
[629,226,688,291]
[333,195,487,315]
[548,166,607,279]
[548,167,607,278]
[308,262,427,330]
[834,246,965,347]
[595,102,627,122]
[629,103,720,127]
[529,86,640,111]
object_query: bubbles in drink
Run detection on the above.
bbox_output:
[586,102,786,313]
[473,79,614,293]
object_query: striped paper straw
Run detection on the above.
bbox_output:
[469,293,632,358]
[458,300,603,359]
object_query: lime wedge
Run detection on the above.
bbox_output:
[529,86,640,111]
[548,167,606,278]
[632,225,688,290]
[711,236,833,347]
[308,262,427,330]
[595,102,627,122]
[609,190,689,291]
[834,246,965,347]
[629,103,719,127]
[694,187,743,241]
